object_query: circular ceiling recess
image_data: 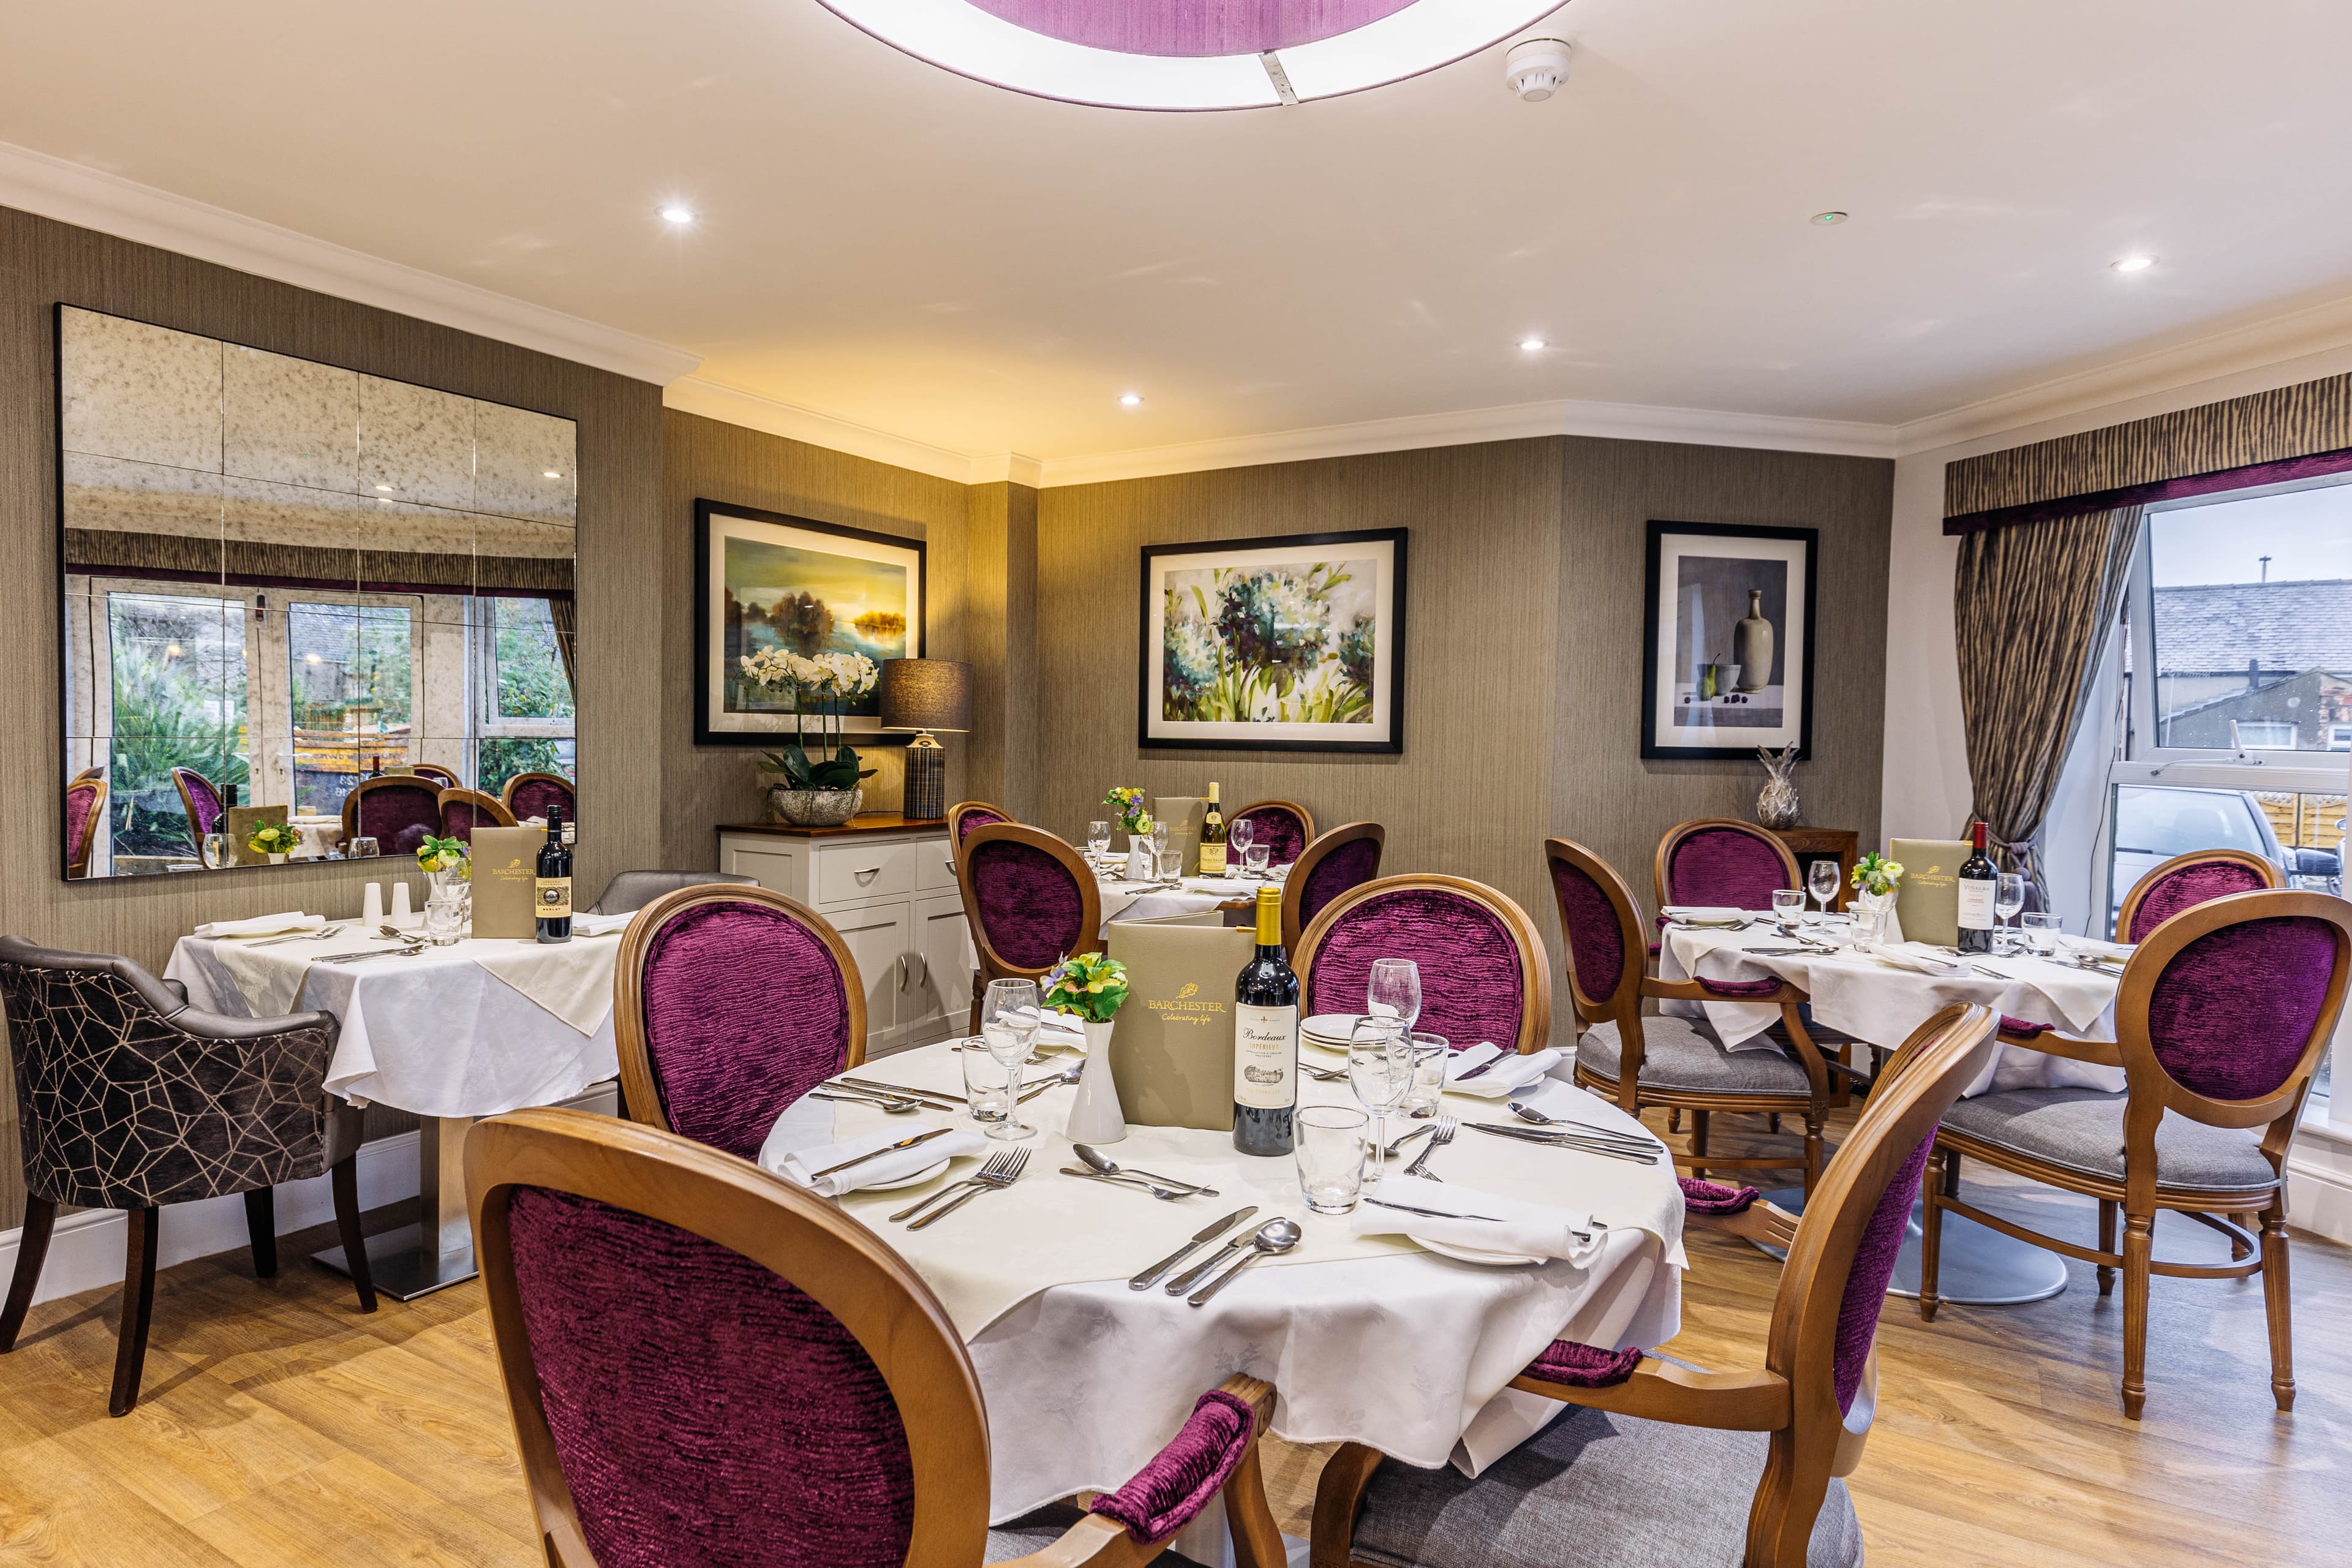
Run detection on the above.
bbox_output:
[815,0,1573,110]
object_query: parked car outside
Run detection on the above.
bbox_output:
[2109,785,2343,935]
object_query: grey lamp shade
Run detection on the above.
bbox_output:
[879,658,973,733]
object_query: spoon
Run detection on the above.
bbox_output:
[1073,1144,1218,1196]
[1017,1063,1086,1102]
[1188,1218,1302,1306]
[1506,1101,1664,1150]
[812,1088,924,1114]
[1058,1167,1193,1200]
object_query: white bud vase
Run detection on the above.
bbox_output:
[1065,1018,1127,1144]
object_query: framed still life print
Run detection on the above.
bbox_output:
[695,500,924,745]
[1640,520,1816,760]
[1140,528,1406,753]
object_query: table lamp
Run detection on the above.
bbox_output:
[879,658,972,822]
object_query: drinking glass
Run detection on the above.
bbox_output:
[979,979,1042,1141]
[961,1048,1012,1125]
[1348,1023,1413,1187]
[348,836,380,859]
[1809,858,1842,916]
[1366,957,1422,1030]
[1158,850,1185,883]
[2021,911,2062,956]
[1996,873,2027,950]
[1088,821,1111,861]
[423,890,465,946]
[1771,888,1805,932]
[200,832,230,870]
[1244,842,1271,876]
[1296,1106,1370,1215]
[1400,1031,1449,1118]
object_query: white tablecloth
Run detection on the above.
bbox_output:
[820,1041,1683,1520]
[165,927,622,1117]
[1658,924,2126,1098]
[1095,874,1266,934]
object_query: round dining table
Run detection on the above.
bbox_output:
[792,1036,1686,1564]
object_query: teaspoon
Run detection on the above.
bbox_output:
[1187,1218,1302,1306]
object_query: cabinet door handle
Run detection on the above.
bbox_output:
[897,954,908,990]
[854,865,882,882]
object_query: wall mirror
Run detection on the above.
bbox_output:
[56,306,579,880]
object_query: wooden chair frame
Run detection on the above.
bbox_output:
[467,1109,1284,1568]
[407,762,462,789]
[500,770,578,820]
[1231,799,1317,859]
[612,883,868,1139]
[1921,889,2351,1418]
[2114,846,2281,943]
[947,800,1014,869]
[956,821,1104,998]
[1281,821,1387,953]
[64,776,107,878]
[337,773,443,853]
[1311,1004,1999,1568]
[1551,837,1838,1193]
[437,786,518,835]
[1653,816,1803,913]
[169,764,222,842]
[1296,873,1551,1056]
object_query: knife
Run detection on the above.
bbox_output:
[1465,1123,1659,1164]
[835,1076,967,1106]
[1363,1197,1499,1222]
[809,1126,954,1181]
[1131,1207,1258,1289]
[1452,1050,1509,1082]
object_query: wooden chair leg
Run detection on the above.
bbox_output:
[968,968,983,1036]
[1768,1113,1782,1134]
[1801,1113,1824,1196]
[244,1188,279,1278]
[2096,1199,2117,1297]
[2230,1212,2256,1262]
[1918,1150,1947,1322]
[1667,1107,1681,1134]
[1,1194,58,1351]
[110,1205,160,1418]
[2121,1211,2154,1420]
[1688,1108,1709,1182]
[331,1156,379,1314]
[2260,1204,2294,1412]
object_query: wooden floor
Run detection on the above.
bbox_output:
[4,1110,2350,1566]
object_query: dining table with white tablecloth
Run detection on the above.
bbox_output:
[1092,866,1268,935]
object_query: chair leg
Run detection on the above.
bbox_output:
[968,968,983,1036]
[1918,1150,1947,1322]
[1667,1108,1681,1134]
[244,1188,279,1278]
[1801,1114,1824,1196]
[2121,1211,2154,1420]
[1,1194,58,1351]
[2096,1199,2117,1297]
[1687,1108,1709,1182]
[110,1205,160,1418]
[331,1156,379,1314]
[2230,1211,2256,1262]
[1768,1113,1782,1134]
[2260,1202,2294,1412]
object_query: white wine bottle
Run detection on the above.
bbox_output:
[1199,782,1227,875]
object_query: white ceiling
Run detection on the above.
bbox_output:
[7,0,2352,469]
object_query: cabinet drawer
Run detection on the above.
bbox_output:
[916,837,962,894]
[816,839,916,905]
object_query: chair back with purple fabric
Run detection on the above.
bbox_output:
[957,823,1102,984]
[615,886,866,1158]
[946,801,1011,862]
[64,776,106,878]
[1297,875,1551,1055]
[410,763,461,789]
[1281,822,1385,952]
[438,787,517,844]
[467,1109,990,1568]
[341,775,443,858]
[1653,816,1800,912]
[1230,799,1315,867]
[170,766,225,841]
[502,771,576,824]
[1543,838,1647,1030]
[2116,847,2280,944]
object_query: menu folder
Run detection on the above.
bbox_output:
[1890,837,1970,949]
[1104,911,1256,1131]
[470,824,549,939]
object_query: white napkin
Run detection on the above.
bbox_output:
[1663,905,1747,925]
[1349,1174,1604,1264]
[195,912,325,940]
[1872,944,1961,976]
[1444,1043,1565,1098]
[766,1121,986,1197]
[1182,876,1253,895]
[569,911,633,937]
[1002,1005,1089,1051]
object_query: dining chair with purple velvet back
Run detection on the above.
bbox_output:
[956,823,1102,1030]
[409,762,461,790]
[1296,874,1550,1057]
[2115,846,2281,944]
[1230,799,1316,868]
[1313,1003,1999,1568]
[1921,889,2351,1418]
[614,884,867,1158]
[438,786,517,844]
[1549,837,1837,1193]
[1654,816,1802,913]
[946,799,1012,867]
[340,774,444,858]
[502,771,576,824]
[64,773,107,879]
[170,766,225,848]
[1280,822,1385,954]
[466,1108,1285,1568]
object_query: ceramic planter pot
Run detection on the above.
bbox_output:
[769,785,864,827]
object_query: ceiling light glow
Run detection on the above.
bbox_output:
[660,205,696,225]
[2112,255,2156,273]
[1120,393,1144,407]
[1811,211,1849,226]
[1518,337,1547,352]
[544,470,563,478]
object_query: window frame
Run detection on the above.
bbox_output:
[470,594,576,741]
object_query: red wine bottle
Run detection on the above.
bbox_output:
[535,805,575,943]
[1956,821,1996,954]
[1232,885,1298,1155]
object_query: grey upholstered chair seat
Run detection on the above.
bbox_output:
[984,1504,1208,1566]
[1940,1087,2277,1193]
[1575,1016,1811,1097]
[588,869,756,915]
[1347,1404,1861,1568]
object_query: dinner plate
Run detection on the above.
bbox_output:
[1665,907,1747,926]
[863,1157,954,1192]
[1414,1235,1545,1267]
[1303,1013,1365,1041]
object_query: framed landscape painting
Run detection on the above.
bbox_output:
[1140,528,1406,753]
[1640,520,1816,760]
[695,500,924,745]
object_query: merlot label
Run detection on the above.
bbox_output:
[1956,878,1994,930]
[1234,1004,1297,1109]
[535,878,574,919]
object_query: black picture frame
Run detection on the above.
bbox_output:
[1640,520,1818,761]
[693,499,925,748]
[1137,527,1408,755]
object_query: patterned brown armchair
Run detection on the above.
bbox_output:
[0,938,375,1416]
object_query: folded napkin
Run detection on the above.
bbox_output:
[1349,1174,1604,1264]
[1662,906,1747,925]
[195,912,325,940]
[1001,1005,1089,1051]
[1182,876,1254,895]
[1444,1042,1565,1098]
[764,1121,986,1197]
[1871,944,1961,976]
[569,911,634,937]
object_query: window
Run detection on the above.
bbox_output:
[2330,723,2352,750]
[2233,720,2297,748]
[103,590,249,862]
[472,595,576,802]
[289,600,417,816]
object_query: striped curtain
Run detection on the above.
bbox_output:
[1952,507,2143,883]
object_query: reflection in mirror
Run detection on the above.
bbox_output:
[58,306,578,878]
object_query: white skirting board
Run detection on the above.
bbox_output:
[0,1083,619,1310]
[2286,1118,2352,1247]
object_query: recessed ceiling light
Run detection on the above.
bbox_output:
[1811,211,1849,226]
[374,483,393,492]
[2112,255,2156,273]
[660,205,695,226]
[1519,337,1547,352]
[543,470,563,479]
[1119,393,1144,407]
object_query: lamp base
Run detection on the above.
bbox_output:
[903,733,946,821]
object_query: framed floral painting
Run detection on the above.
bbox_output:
[1139,529,1407,753]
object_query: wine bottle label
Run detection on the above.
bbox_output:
[1234,1005,1297,1109]
[1956,878,1994,930]
[535,878,573,919]
[1199,843,1227,875]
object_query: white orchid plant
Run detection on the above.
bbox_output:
[741,647,880,793]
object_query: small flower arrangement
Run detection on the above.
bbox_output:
[1044,951,1131,1024]
[416,834,469,875]
[1103,786,1151,834]
[742,646,880,791]
[246,821,300,858]
[1851,853,1905,897]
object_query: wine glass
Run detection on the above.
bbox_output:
[1147,818,1169,862]
[1366,958,1422,1031]
[1808,858,1841,919]
[1996,873,2027,951]
[1087,820,1110,862]
[1348,1023,1413,1187]
[1229,817,1256,872]
[979,979,1042,1141]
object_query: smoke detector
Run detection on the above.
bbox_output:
[1504,37,1573,102]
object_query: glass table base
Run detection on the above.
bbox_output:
[1754,1186,2068,1306]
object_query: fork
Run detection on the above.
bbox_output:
[248,924,346,947]
[905,1148,1030,1229]
[1403,1115,1455,1180]
[888,1150,1020,1221]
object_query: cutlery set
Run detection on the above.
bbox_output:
[1465,1104,1662,1165]
[891,1148,1031,1229]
